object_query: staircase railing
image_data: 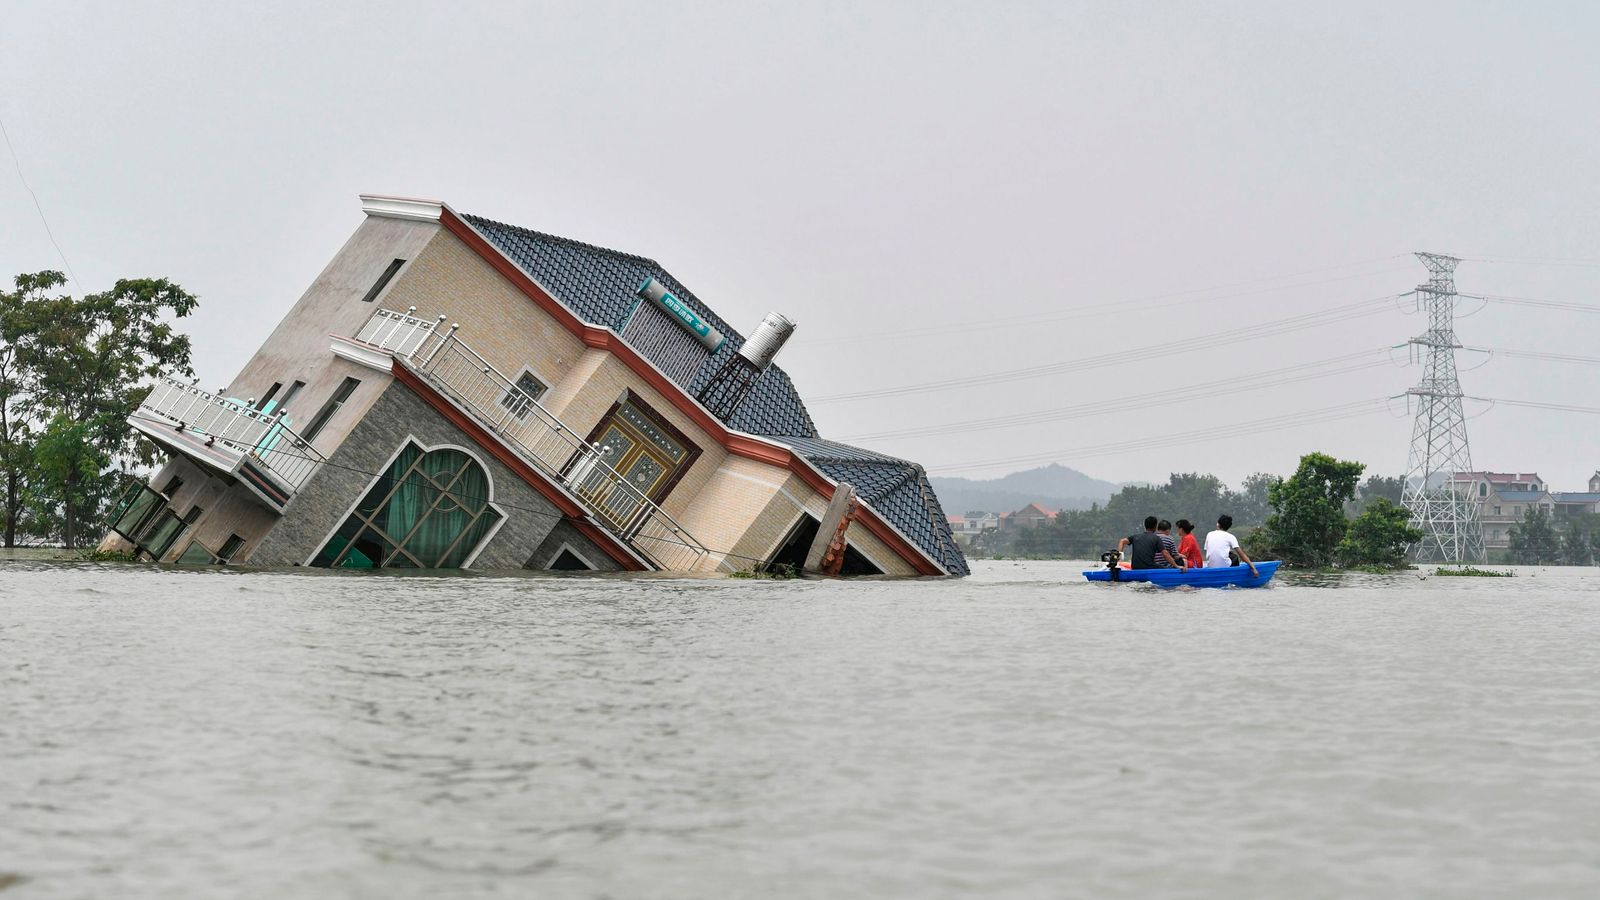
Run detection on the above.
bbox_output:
[138,378,325,492]
[395,324,714,572]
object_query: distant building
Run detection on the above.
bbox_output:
[1001,502,1057,531]
[1451,472,1555,552]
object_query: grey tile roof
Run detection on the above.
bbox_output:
[463,214,817,437]
[461,213,968,577]
[776,437,969,576]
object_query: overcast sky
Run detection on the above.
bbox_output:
[4,0,1598,490]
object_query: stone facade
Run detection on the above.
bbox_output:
[247,381,618,570]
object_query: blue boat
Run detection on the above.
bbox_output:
[1083,560,1281,589]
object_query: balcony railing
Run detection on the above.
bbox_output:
[136,377,325,495]
[355,306,443,356]
[364,316,714,572]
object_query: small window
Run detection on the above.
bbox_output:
[278,380,306,412]
[361,258,406,302]
[500,370,548,419]
[184,505,204,525]
[301,377,361,442]
[255,383,283,411]
[548,548,593,571]
[218,534,245,562]
[161,475,184,499]
[1478,482,1487,497]
[1493,506,1500,516]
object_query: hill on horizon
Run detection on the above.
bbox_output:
[930,463,1121,516]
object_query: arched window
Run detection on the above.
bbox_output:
[312,442,503,568]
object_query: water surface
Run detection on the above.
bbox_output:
[3,561,1598,898]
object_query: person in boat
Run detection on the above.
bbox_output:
[1204,514,1259,577]
[1156,520,1182,568]
[1117,516,1186,570]
[1175,519,1204,569]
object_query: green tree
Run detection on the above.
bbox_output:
[1350,474,1405,515]
[1559,518,1592,566]
[1257,452,1365,568]
[0,281,39,547]
[1506,507,1559,565]
[3,271,197,547]
[1335,498,1422,568]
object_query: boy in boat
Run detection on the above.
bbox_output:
[1117,516,1186,570]
[1204,514,1259,576]
[1156,520,1182,568]
[1175,519,1204,568]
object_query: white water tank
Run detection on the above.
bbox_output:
[737,313,796,370]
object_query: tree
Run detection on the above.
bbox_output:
[1335,498,1422,568]
[1350,474,1404,515]
[1256,452,1364,568]
[1506,507,1559,566]
[3,272,197,547]
[1231,472,1278,526]
[1559,518,1592,567]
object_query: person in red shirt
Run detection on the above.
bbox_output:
[1175,519,1204,568]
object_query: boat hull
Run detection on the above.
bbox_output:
[1082,560,1280,589]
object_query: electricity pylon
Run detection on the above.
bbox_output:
[1400,252,1485,563]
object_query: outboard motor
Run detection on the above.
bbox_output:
[1100,549,1122,582]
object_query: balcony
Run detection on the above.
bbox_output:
[350,308,718,572]
[129,377,324,510]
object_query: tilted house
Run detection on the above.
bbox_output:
[103,195,968,576]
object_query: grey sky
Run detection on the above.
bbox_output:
[4,0,1597,490]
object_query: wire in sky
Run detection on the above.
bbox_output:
[811,257,1414,347]
[0,112,79,290]
[839,348,1392,442]
[924,399,1392,475]
[813,292,1406,404]
[1463,293,1600,315]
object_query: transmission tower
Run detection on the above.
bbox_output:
[1400,252,1485,563]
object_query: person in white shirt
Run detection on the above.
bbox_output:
[1203,514,1259,576]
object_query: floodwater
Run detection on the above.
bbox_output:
[3,560,1599,899]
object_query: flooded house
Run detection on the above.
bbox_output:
[102,195,968,576]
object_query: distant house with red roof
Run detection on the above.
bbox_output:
[1001,502,1057,531]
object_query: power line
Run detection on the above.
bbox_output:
[839,348,1392,442]
[1463,292,1600,315]
[811,257,1413,347]
[1465,396,1600,416]
[0,112,79,290]
[925,398,1392,475]
[813,292,1405,404]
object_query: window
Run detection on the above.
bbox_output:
[161,475,184,499]
[547,547,593,571]
[278,380,306,412]
[184,505,204,525]
[1513,506,1522,516]
[1493,506,1501,516]
[361,258,406,302]
[218,534,245,562]
[1478,482,1488,497]
[499,370,548,419]
[300,377,361,442]
[311,442,503,569]
[255,383,283,411]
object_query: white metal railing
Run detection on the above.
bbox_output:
[137,377,325,493]
[354,306,443,356]
[392,324,714,572]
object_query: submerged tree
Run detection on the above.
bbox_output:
[1506,507,1559,566]
[1256,452,1365,568]
[2,271,197,546]
[1335,498,1422,568]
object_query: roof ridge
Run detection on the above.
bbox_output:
[461,213,663,270]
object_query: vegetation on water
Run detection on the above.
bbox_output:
[1247,454,1419,570]
[0,271,196,548]
[77,548,138,563]
[731,562,800,580]
[1434,566,1514,577]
